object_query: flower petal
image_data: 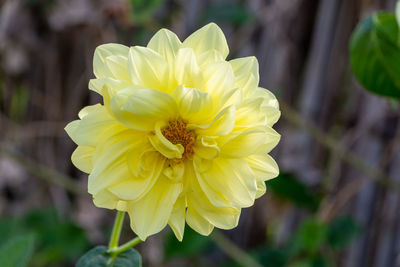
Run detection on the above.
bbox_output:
[168,196,186,241]
[104,55,130,81]
[230,57,259,94]
[195,158,257,208]
[65,104,125,147]
[218,127,280,157]
[71,146,94,173]
[172,85,213,123]
[148,121,184,159]
[111,89,178,131]
[127,176,182,240]
[93,44,129,78]
[108,151,166,201]
[186,204,214,236]
[88,131,141,194]
[174,48,204,89]
[246,154,279,181]
[128,46,169,91]
[202,61,235,102]
[193,136,220,160]
[147,28,182,65]
[89,78,131,95]
[182,23,229,59]
[246,87,280,126]
[197,50,224,69]
[191,105,235,136]
[255,181,266,198]
[93,189,120,209]
[188,167,241,229]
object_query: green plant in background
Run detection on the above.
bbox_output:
[164,173,362,267]
[0,208,90,267]
[350,0,400,99]
[0,234,35,267]
[129,0,164,25]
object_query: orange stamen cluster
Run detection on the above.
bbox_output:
[162,119,195,162]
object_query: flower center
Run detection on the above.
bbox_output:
[162,119,195,162]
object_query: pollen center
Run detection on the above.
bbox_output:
[162,119,195,162]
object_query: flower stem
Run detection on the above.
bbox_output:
[107,237,142,255]
[108,211,125,249]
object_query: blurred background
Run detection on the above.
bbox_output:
[1,0,400,266]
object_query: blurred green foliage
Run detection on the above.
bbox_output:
[10,86,29,122]
[164,173,361,267]
[201,2,254,27]
[266,173,322,211]
[165,227,214,260]
[0,234,35,267]
[350,11,400,99]
[76,246,141,267]
[0,208,90,266]
[129,0,164,24]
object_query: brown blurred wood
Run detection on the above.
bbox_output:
[1,0,400,266]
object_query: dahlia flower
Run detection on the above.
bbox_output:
[66,23,280,241]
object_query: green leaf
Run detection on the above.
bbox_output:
[76,246,142,267]
[266,173,321,211]
[350,12,400,99]
[327,216,362,250]
[396,1,400,27]
[0,234,35,267]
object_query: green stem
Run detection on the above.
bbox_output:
[108,211,125,249]
[107,237,142,255]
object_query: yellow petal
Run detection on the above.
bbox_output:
[219,127,280,157]
[148,121,184,159]
[203,61,235,102]
[65,104,125,146]
[88,78,131,95]
[110,89,178,131]
[163,162,185,183]
[172,85,213,123]
[127,176,182,240]
[193,136,220,160]
[235,98,266,127]
[104,55,130,81]
[71,146,94,173]
[197,50,224,69]
[230,57,259,94]
[246,154,279,181]
[186,204,214,236]
[147,28,181,65]
[247,87,280,126]
[77,104,101,119]
[93,189,120,209]
[174,48,204,89]
[168,196,186,241]
[93,44,129,78]
[108,151,166,201]
[255,181,266,198]
[191,105,235,136]
[128,46,169,91]
[196,158,257,208]
[88,131,140,194]
[182,23,229,59]
[126,143,155,177]
[188,170,241,229]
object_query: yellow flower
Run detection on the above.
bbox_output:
[65,23,280,241]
